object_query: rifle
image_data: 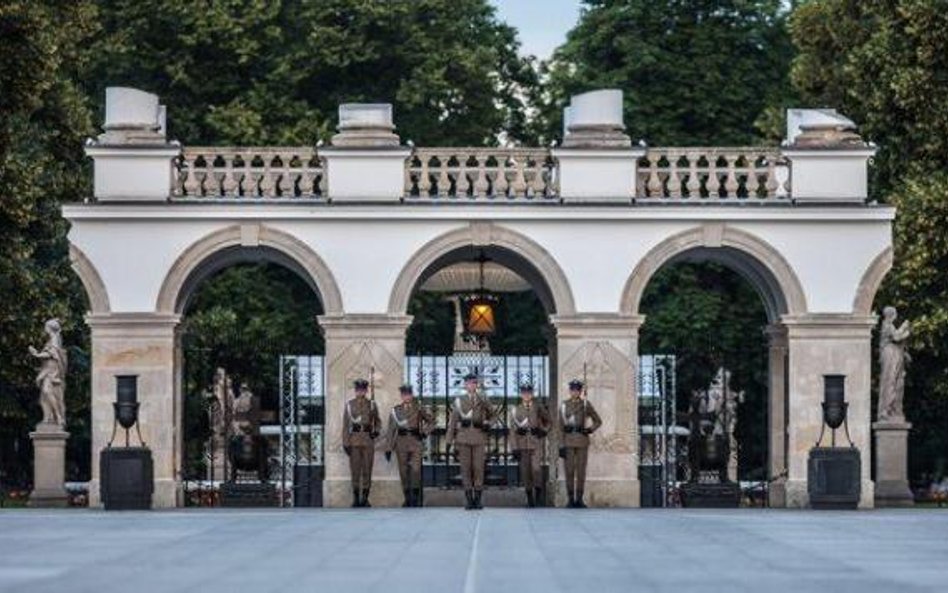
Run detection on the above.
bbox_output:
[369,366,379,438]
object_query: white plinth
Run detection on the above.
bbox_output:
[29,424,70,507]
[873,419,914,507]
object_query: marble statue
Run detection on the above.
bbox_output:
[28,319,68,427]
[231,384,257,436]
[878,306,911,422]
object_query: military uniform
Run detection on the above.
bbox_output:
[559,380,602,508]
[383,385,434,507]
[509,385,551,507]
[342,379,381,507]
[446,375,498,510]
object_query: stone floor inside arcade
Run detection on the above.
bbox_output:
[1,508,945,593]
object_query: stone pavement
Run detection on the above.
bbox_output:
[1,508,946,593]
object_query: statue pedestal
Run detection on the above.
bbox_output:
[873,420,914,507]
[28,424,69,507]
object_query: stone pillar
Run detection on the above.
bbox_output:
[550,314,644,507]
[86,313,181,508]
[28,424,69,507]
[873,420,914,507]
[318,313,412,507]
[783,314,876,508]
[765,324,789,507]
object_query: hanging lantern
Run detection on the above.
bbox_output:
[467,297,496,335]
[465,251,497,336]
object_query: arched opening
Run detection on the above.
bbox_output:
[166,232,340,508]
[399,237,566,505]
[624,227,802,508]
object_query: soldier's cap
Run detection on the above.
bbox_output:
[568,379,584,390]
[398,384,413,394]
[463,372,478,382]
[353,378,369,390]
[519,383,534,392]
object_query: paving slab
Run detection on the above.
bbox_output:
[1,508,946,593]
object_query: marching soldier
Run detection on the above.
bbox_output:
[559,379,602,508]
[509,383,551,507]
[342,378,381,507]
[446,372,498,510]
[383,384,434,507]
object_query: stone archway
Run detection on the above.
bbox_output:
[387,222,576,316]
[853,246,893,315]
[620,224,808,507]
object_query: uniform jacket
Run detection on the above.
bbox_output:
[446,393,498,446]
[558,397,602,448]
[509,399,551,450]
[384,400,434,453]
[342,396,381,448]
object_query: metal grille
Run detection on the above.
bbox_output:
[278,355,324,507]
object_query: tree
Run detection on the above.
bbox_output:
[0,1,98,485]
[83,0,539,146]
[788,0,948,483]
[538,0,794,145]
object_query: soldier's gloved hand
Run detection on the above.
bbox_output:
[370,431,380,439]
[384,451,392,463]
[343,446,351,456]
[582,428,594,435]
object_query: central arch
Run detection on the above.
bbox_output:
[388,222,576,316]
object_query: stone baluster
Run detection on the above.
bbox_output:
[646,152,663,197]
[221,154,239,196]
[510,157,527,197]
[529,156,547,197]
[299,166,315,195]
[765,158,779,198]
[455,159,470,198]
[745,154,760,198]
[685,152,701,198]
[182,156,202,197]
[706,155,721,197]
[666,152,682,199]
[723,153,740,197]
[418,156,432,197]
[473,155,489,198]
[438,154,451,198]
[259,156,276,197]
[493,155,509,197]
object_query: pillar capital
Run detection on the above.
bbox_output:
[317,313,413,339]
[550,313,645,338]
[780,313,876,339]
[85,312,181,336]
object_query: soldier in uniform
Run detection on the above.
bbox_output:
[509,383,551,507]
[342,378,381,507]
[559,379,602,508]
[446,372,498,510]
[383,384,433,507]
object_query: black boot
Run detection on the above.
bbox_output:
[474,490,483,510]
[402,489,411,508]
[413,488,423,508]
[526,489,536,508]
[464,490,474,510]
[534,487,543,508]
[575,490,586,509]
[362,489,371,508]
[567,492,576,508]
[352,489,361,508]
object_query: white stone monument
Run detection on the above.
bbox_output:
[27,319,70,507]
[873,306,914,506]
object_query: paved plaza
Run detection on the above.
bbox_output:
[1,508,945,593]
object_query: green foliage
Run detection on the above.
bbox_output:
[538,0,794,145]
[0,1,97,484]
[84,0,539,145]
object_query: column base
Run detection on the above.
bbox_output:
[28,425,69,508]
[875,480,914,507]
[769,478,787,508]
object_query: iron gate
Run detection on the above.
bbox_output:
[277,355,324,507]
[404,354,549,488]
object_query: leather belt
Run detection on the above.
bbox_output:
[397,428,421,437]
[564,427,581,434]
[351,425,369,433]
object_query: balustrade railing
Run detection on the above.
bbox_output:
[636,148,789,200]
[405,148,556,200]
[174,148,325,199]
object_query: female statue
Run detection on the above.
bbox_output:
[878,306,911,421]
[28,319,68,427]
